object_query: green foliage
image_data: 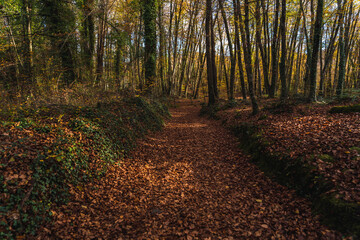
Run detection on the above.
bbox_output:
[39,0,75,34]
[2,0,21,14]
[319,154,334,163]
[0,97,169,238]
[350,146,360,152]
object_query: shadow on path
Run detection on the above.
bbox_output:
[39,100,340,239]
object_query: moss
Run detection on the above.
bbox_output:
[350,146,360,152]
[0,97,169,238]
[319,154,335,163]
[315,194,360,235]
[329,105,360,113]
[231,123,360,237]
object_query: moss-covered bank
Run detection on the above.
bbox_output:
[0,97,170,239]
[231,123,360,237]
[329,104,360,113]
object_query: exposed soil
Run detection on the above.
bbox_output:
[37,100,341,239]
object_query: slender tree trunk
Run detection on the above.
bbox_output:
[166,0,174,95]
[218,26,229,98]
[22,0,34,92]
[239,0,259,114]
[320,15,340,95]
[81,0,95,82]
[115,36,124,89]
[136,18,143,91]
[178,1,198,96]
[256,0,269,95]
[269,0,280,98]
[219,0,236,100]
[336,0,345,96]
[3,16,20,97]
[263,0,271,90]
[280,0,288,99]
[170,0,184,94]
[142,0,157,94]
[206,0,217,105]
[194,43,206,99]
[233,0,247,100]
[308,0,324,102]
[302,0,315,96]
[286,7,301,95]
[96,0,107,85]
[158,0,165,94]
[211,12,218,100]
[256,46,262,96]
[293,33,303,96]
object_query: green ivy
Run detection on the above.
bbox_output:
[0,97,170,238]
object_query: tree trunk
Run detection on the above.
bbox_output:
[206,0,217,105]
[233,0,246,100]
[158,0,165,94]
[308,0,324,102]
[142,0,157,94]
[239,0,259,114]
[219,0,236,100]
[218,25,229,98]
[269,0,280,98]
[279,0,288,99]
[255,0,269,95]
[336,0,345,96]
[96,0,107,85]
[81,0,95,82]
[22,0,34,92]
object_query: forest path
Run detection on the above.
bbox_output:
[40,100,340,239]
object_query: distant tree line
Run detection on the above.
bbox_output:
[0,0,359,111]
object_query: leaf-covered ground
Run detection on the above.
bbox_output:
[36,100,341,239]
[0,98,169,238]
[218,99,360,204]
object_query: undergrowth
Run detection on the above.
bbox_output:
[0,97,170,239]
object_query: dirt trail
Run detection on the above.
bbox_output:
[39,100,340,239]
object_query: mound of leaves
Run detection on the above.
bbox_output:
[0,97,169,238]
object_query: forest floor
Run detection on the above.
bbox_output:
[218,98,360,204]
[36,100,342,239]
